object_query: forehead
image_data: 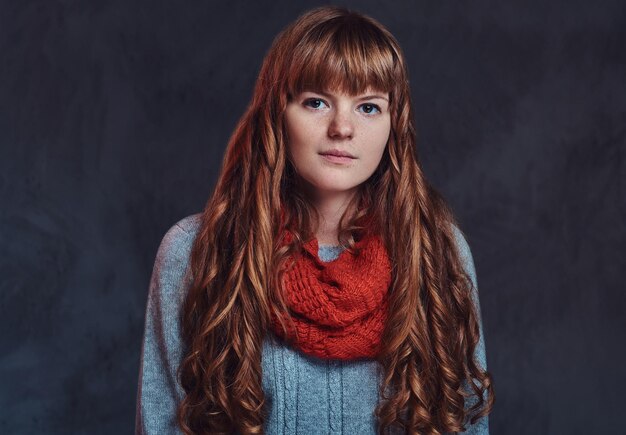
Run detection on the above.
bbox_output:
[297,85,389,98]
[290,73,391,101]
[299,85,389,97]
[287,40,395,98]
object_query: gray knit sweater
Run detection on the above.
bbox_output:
[135,213,490,434]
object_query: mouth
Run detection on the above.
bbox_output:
[319,149,356,159]
[319,153,356,164]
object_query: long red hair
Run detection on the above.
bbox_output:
[177,6,494,434]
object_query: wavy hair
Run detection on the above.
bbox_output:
[177,6,494,434]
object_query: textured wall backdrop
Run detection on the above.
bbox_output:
[1,1,624,434]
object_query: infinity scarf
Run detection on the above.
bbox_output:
[269,217,392,361]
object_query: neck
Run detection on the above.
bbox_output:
[312,191,358,246]
[293,176,360,245]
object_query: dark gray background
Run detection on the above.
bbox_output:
[1,1,624,434]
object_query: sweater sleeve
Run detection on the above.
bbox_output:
[452,226,490,435]
[135,222,194,435]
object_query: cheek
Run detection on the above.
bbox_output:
[362,124,390,167]
[285,118,316,168]
[366,120,391,150]
[286,116,311,150]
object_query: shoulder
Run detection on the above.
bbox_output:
[158,213,202,253]
[450,224,474,266]
[152,213,203,284]
[449,223,477,289]
[172,212,203,238]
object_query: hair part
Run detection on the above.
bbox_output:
[285,11,401,97]
[176,5,494,434]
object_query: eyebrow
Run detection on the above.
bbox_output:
[305,90,389,103]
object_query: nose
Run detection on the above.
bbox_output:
[327,106,354,139]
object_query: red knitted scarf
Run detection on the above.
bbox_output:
[270,214,392,361]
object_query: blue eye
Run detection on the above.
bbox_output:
[359,103,381,115]
[304,98,329,110]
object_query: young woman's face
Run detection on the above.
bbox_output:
[284,87,391,200]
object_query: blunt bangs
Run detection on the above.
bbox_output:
[285,16,398,99]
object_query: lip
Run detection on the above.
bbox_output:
[320,154,355,164]
[319,149,356,158]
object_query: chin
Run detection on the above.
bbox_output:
[315,182,360,192]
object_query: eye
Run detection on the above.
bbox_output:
[303,98,329,110]
[358,103,381,115]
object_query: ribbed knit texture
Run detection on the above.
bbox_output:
[135,213,490,434]
[270,227,392,360]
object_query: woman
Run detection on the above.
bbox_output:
[136,5,495,435]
